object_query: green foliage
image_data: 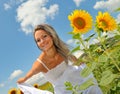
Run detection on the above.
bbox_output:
[80,66,92,77]
[65,31,120,94]
[64,81,79,94]
[99,70,118,86]
[78,78,94,90]
[70,46,80,54]
[114,7,120,12]
[65,78,95,94]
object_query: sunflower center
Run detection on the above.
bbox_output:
[73,17,86,29]
[20,91,24,94]
[100,19,108,28]
[11,90,16,94]
[34,84,39,88]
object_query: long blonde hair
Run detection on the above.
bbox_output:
[33,24,77,63]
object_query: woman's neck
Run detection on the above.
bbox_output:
[44,46,58,58]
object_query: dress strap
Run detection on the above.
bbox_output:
[37,58,50,71]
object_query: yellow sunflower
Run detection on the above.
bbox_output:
[68,10,93,34]
[8,88,17,94]
[33,83,39,88]
[17,89,24,94]
[96,11,117,31]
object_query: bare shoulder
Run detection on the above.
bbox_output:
[36,53,48,72]
[32,53,47,73]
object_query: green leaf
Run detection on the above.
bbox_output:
[68,31,74,34]
[117,23,120,32]
[80,66,92,78]
[64,81,73,90]
[114,35,120,40]
[117,82,120,87]
[70,46,80,54]
[98,54,108,62]
[84,33,95,42]
[73,33,80,39]
[78,78,94,90]
[99,70,117,86]
[91,62,97,70]
[114,7,120,12]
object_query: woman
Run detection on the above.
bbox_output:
[17,24,102,94]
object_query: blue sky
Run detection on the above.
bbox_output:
[0,0,120,93]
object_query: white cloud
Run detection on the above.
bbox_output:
[16,0,59,34]
[94,0,120,12]
[26,72,47,85]
[66,39,79,46]
[9,70,23,80]
[73,0,83,7]
[3,0,25,10]
[67,39,74,45]
[4,3,11,10]
[0,83,5,87]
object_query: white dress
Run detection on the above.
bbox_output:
[18,59,103,94]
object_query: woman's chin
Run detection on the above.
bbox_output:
[41,45,53,51]
[42,48,49,51]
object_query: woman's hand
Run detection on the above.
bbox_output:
[17,77,27,84]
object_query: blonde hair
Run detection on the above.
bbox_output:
[33,24,77,63]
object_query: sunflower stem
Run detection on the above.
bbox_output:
[79,36,86,50]
[79,35,95,64]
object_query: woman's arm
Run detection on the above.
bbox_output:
[17,60,43,84]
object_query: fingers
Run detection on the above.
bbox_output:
[17,77,26,84]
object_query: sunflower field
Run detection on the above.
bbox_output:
[65,9,120,94]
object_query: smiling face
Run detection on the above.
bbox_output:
[34,29,54,51]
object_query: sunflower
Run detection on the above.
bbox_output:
[17,89,24,94]
[68,10,93,34]
[33,83,39,88]
[96,11,117,31]
[8,88,17,94]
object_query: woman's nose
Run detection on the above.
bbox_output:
[40,39,45,44]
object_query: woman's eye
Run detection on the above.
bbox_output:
[43,35,47,38]
[36,35,48,43]
[36,39,40,42]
